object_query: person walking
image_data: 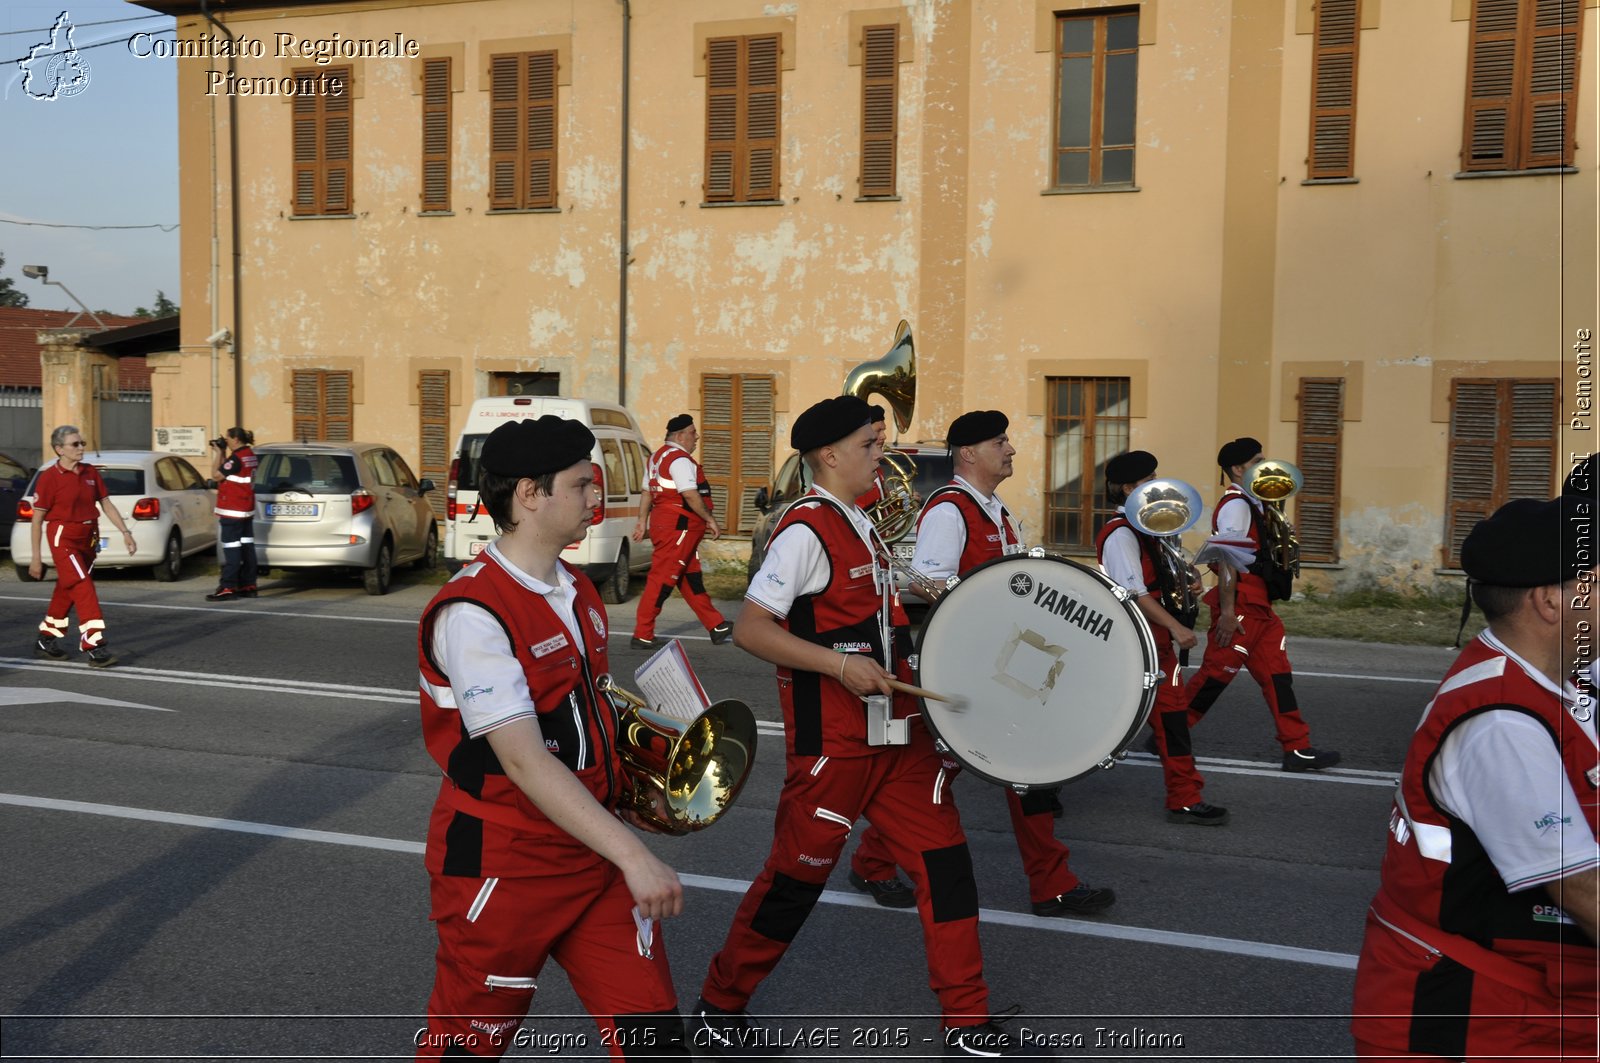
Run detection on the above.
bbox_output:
[207,427,259,602]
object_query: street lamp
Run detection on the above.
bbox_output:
[22,264,107,329]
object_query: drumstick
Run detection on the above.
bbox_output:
[884,677,968,709]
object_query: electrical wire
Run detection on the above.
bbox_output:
[0,13,169,38]
[0,218,179,233]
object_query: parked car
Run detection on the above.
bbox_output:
[444,395,653,603]
[747,441,957,590]
[0,451,31,550]
[248,442,438,595]
[10,450,217,581]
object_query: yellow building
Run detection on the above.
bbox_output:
[136,0,1596,588]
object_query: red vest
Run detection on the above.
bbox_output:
[647,443,712,527]
[1363,636,1599,1022]
[214,446,257,519]
[918,483,1021,574]
[770,492,912,757]
[1093,514,1159,592]
[1205,486,1271,609]
[418,552,618,877]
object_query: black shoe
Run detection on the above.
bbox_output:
[84,646,118,669]
[1031,884,1116,916]
[1283,747,1341,772]
[34,636,67,660]
[205,588,238,602]
[689,997,785,1058]
[629,636,658,650]
[1166,802,1230,826]
[848,870,917,909]
[239,586,258,599]
[1141,731,1159,757]
[943,1017,1048,1057]
[710,621,734,645]
[1041,786,1064,819]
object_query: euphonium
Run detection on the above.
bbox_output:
[843,320,921,543]
[596,675,758,836]
[1125,477,1204,626]
[1243,458,1304,578]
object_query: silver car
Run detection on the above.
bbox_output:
[10,450,218,581]
[249,442,438,595]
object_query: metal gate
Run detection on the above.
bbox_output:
[0,388,44,469]
[98,389,152,452]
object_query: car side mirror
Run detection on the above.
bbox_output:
[754,487,769,512]
[418,478,435,494]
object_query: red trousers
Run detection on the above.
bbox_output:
[1147,627,1206,809]
[419,865,686,1060]
[39,522,106,649]
[1182,601,1311,752]
[632,516,724,640]
[701,727,990,1024]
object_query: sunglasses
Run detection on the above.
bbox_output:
[61,441,86,448]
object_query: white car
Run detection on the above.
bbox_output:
[11,450,218,582]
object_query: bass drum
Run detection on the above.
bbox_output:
[913,552,1158,790]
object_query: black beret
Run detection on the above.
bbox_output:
[792,395,874,452]
[947,410,1009,448]
[869,404,886,424]
[1461,497,1592,587]
[1564,454,1596,498]
[666,413,694,434]
[479,416,595,479]
[1217,437,1263,470]
[1104,450,1158,485]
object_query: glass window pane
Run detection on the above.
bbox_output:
[1103,53,1138,145]
[1059,18,1094,54]
[1107,14,1139,51]
[1058,151,1090,186]
[1058,57,1093,147]
[1101,149,1133,184]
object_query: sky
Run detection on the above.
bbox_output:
[0,1,180,316]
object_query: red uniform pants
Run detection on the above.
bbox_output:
[1147,626,1206,810]
[701,727,990,1024]
[1182,601,1311,752]
[633,515,724,640]
[419,863,686,1060]
[39,522,106,650]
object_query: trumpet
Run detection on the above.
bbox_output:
[596,675,758,836]
[1243,458,1303,579]
[844,319,921,543]
[1125,478,1204,629]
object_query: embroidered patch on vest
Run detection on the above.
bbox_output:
[1588,765,1599,788]
[588,606,606,641]
[530,634,569,658]
[848,563,874,580]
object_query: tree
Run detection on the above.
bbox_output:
[134,290,179,319]
[0,252,30,308]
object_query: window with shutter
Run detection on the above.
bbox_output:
[860,25,899,198]
[1294,378,1345,562]
[421,58,451,212]
[1462,0,1583,172]
[291,67,353,216]
[1308,0,1361,180]
[1443,378,1557,567]
[704,35,782,204]
[489,51,558,210]
[700,374,775,533]
[418,370,450,521]
[291,370,355,442]
[1044,377,1131,549]
[1052,11,1139,189]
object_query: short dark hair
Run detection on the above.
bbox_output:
[479,467,558,533]
[1471,582,1531,623]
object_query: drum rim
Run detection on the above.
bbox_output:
[912,551,1159,790]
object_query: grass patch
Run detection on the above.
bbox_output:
[702,561,750,602]
[1273,586,1484,646]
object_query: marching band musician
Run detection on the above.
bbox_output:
[416,417,689,1060]
[1181,438,1342,772]
[694,396,1049,1059]
[1096,451,1228,826]
[848,410,1117,918]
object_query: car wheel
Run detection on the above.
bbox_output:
[153,531,183,582]
[15,562,38,582]
[413,524,439,572]
[363,539,394,596]
[601,542,631,604]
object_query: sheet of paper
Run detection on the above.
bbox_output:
[632,639,712,721]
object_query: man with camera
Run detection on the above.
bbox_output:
[207,427,258,602]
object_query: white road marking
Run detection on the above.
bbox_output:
[0,593,421,627]
[0,792,1359,971]
[0,687,174,712]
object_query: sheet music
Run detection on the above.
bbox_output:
[632,639,712,721]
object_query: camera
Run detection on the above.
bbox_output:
[211,437,229,451]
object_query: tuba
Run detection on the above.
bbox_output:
[843,320,920,542]
[1125,478,1204,630]
[597,675,758,836]
[1243,458,1304,579]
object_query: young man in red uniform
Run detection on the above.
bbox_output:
[1351,497,1599,1059]
[848,411,1116,917]
[693,396,1047,1059]
[631,414,731,649]
[29,424,136,668]
[1096,450,1227,826]
[416,416,689,1060]
[207,426,259,602]
[1181,437,1340,771]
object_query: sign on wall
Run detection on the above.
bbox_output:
[154,426,209,457]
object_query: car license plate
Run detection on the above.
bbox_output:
[267,503,320,517]
[468,540,487,556]
[893,542,915,560]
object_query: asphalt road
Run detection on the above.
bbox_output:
[0,558,1463,1061]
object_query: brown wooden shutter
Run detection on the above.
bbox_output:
[1294,378,1344,562]
[292,74,320,216]
[1525,0,1583,168]
[421,57,451,212]
[700,374,775,533]
[736,376,775,533]
[1308,0,1360,179]
[745,35,780,201]
[860,25,899,197]
[489,52,558,210]
[704,35,781,203]
[292,370,322,441]
[418,370,450,521]
[705,38,740,202]
[1464,0,1521,170]
[291,370,353,442]
[526,52,557,208]
[701,375,735,519]
[322,69,352,213]
[1444,378,1556,567]
[489,55,521,209]
[322,371,353,441]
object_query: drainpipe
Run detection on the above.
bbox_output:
[617,0,631,406]
[199,0,244,429]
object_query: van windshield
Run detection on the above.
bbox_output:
[458,435,488,491]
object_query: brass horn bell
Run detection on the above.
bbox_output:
[844,320,921,542]
[1243,458,1304,504]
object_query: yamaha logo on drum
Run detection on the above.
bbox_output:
[1008,572,1034,597]
[1028,579,1115,641]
